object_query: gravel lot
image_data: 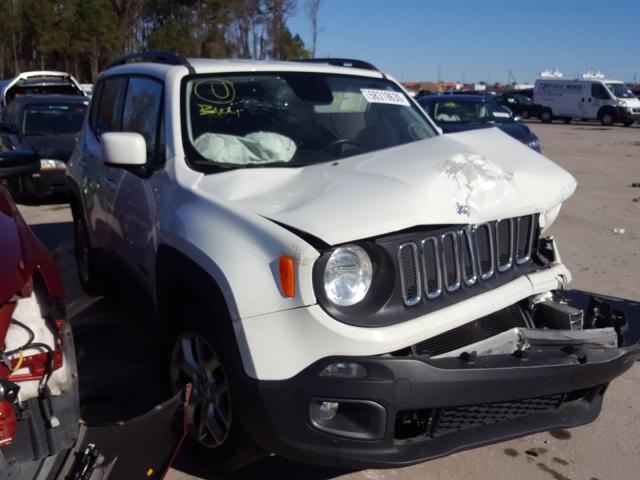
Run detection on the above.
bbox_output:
[17,121,640,480]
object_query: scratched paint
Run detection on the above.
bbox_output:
[443,152,514,216]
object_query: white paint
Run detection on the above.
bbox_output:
[101,132,147,166]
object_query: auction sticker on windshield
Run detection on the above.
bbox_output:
[361,89,410,106]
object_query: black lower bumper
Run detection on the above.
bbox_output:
[236,341,638,469]
[616,106,640,122]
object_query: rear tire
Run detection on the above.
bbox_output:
[540,109,553,123]
[168,296,264,471]
[72,209,105,296]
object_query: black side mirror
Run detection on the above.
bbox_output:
[0,121,18,134]
[0,150,40,179]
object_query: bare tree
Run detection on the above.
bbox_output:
[304,0,320,58]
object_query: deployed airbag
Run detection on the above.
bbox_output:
[194,131,296,165]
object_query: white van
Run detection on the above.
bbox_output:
[533,77,640,126]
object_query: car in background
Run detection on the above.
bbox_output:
[494,92,545,120]
[0,94,89,199]
[0,71,85,111]
[417,94,541,151]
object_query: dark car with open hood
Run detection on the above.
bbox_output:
[0,95,89,199]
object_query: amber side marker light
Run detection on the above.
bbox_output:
[279,255,295,297]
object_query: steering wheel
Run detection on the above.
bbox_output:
[325,138,362,155]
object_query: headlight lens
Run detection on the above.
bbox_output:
[528,137,540,150]
[323,245,373,306]
[39,159,66,171]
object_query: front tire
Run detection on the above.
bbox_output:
[540,109,553,123]
[599,109,615,126]
[520,110,530,119]
[168,302,264,471]
[623,119,635,127]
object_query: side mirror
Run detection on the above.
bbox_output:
[514,116,523,122]
[101,132,147,167]
[0,149,40,179]
[0,121,18,134]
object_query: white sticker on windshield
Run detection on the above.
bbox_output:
[361,89,410,106]
[492,112,510,118]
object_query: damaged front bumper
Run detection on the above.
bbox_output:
[236,297,640,469]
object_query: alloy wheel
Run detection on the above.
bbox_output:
[170,332,232,448]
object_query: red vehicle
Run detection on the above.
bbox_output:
[1,152,188,479]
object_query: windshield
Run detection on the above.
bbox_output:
[22,103,87,135]
[183,72,436,170]
[605,82,635,99]
[431,100,512,124]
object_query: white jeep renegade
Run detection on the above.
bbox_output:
[66,52,639,470]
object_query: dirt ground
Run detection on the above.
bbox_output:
[17,121,640,480]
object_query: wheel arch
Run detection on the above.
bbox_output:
[597,105,616,119]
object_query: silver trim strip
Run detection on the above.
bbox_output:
[421,236,443,299]
[496,218,514,272]
[441,231,461,292]
[459,227,478,286]
[398,242,422,306]
[474,223,495,280]
[516,215,535,264]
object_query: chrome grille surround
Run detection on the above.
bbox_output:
[398,215,536,306]
[496,218,514,272]
[398,242,422,306]
[421,237,442,299]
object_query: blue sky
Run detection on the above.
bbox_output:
[288,0,640,83]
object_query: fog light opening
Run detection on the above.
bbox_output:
[318,401,339,421]
[320,362,367,378]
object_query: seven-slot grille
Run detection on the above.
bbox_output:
[397,215,536,306]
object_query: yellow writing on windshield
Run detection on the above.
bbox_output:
[198,104,240,117]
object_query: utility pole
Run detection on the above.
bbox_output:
[437,64,442,83]
[462,68,466,84]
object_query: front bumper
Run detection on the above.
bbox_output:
[235,307,639,468]
[616,106,640,121]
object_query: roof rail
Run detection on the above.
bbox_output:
[294,58,379,72]
[108,51,195,73]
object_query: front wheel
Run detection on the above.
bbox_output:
[600,110,615,126]
[169,327,264,471]
[520,110,530,119]
[540,109,553,123]
[623,119,635,127]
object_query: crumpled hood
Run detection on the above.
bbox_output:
[196,128,576,245]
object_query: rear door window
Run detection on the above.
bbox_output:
[121,77,164,164]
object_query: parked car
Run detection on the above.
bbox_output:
[533,77,640,126]
[0,150,188,479]
[0,71,85,110]
[67,52,639,471]
[0,94,89,199]
[494,92,545,120]
[418,94,541,151]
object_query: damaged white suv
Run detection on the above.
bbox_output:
[66,52,639,470]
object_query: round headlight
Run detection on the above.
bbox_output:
[323,245,373,306]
